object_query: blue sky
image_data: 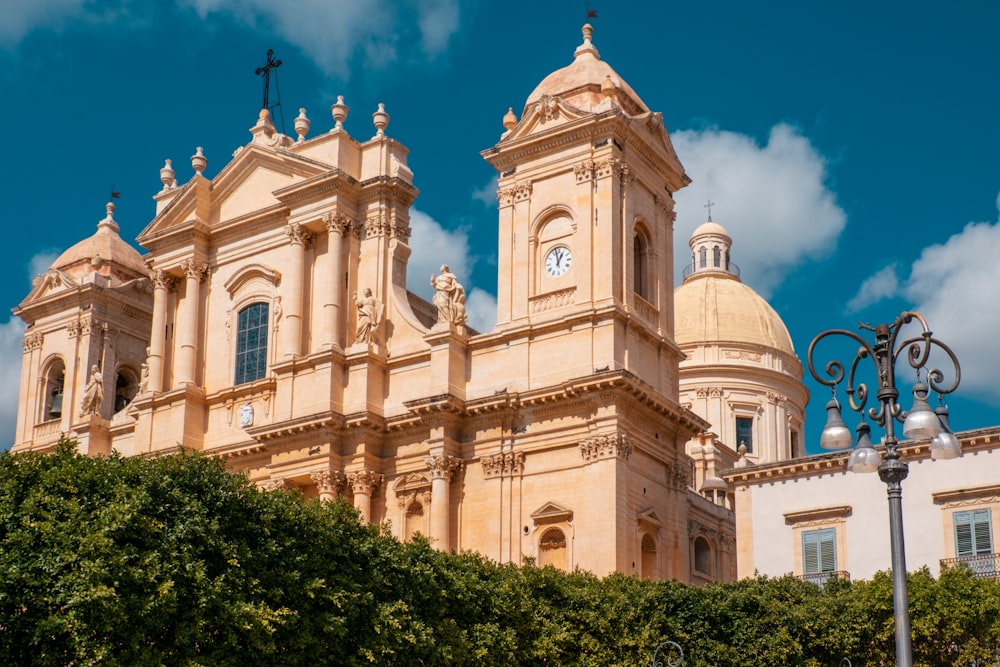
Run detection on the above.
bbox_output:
[1,0,997,454]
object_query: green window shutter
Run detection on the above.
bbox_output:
[802,528,837,575]
[955,509,993,557]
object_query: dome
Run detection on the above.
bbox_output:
[690,221,731,241]
[50,202,148,281]
[674,275,796,356]
[523,24,649,116]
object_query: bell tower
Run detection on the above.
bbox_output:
[483,24,690,391]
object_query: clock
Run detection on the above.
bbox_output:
[544,246,572,277]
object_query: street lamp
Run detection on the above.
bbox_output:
[807,311,961,667]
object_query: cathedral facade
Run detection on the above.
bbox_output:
[13,25,817,584]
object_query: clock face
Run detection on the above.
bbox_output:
[545,246,572,277]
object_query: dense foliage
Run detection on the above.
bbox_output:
[1,442,999,666]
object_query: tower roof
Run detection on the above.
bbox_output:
[49,202,148,282]
[524,23,649,116]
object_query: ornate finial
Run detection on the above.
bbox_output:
[601,74,615,97]
[159,159,176,190]
[372,102,390,138]
[191,146,207,175]
[704,199,715,221]
[574,23,600,59]
[294,108,310,142]
[331,95,349,129]
[502,107,517,131]
[98,201,119,232]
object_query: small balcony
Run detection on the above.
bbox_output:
[940,553,1000,579]
[798,570,851,586]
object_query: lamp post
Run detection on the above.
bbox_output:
[807,311,961,667]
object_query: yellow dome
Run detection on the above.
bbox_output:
[50,202,148,281]
[524,24,649,116]
[690,221,731,242]
[674,274,796,356]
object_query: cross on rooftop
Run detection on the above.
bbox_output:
[704,199,715,221]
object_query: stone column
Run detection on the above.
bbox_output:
[347,470,382,523]
[177,260,207,387]
[311,469,345,502]
[425,454,462,550]
[283,222,313,358]
[321,214,350,349]
[148,270,173,393]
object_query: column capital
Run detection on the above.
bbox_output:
[286,221,315,247]
[151,269,176,290]
[481,451,525,478]
[424,453,463,481]
[347,469,383,495]
[179,259,209,281]
[311,469,346,496]
[579,432,633,462]
[324,212,353,235]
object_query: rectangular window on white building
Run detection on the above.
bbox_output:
[954,509,993,558]
[802,527,837,576]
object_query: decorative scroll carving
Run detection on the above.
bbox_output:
[574,160,596,183]
[311,470,346,496]
[666,461,692,489]
[393,472,432,509]
[481,451,525,478]
[22,332,43,352]
[262,478,298,491]
[324,212,353,235]
[579,433,632,461]
[151,269,176,290]
[766,391,785,405]
[529,287,576,313]
[498,181,532,207]
[347,469,383,495]
[361,212,411,242]
[285,222,315,247]
[424,454,463,481]
[180,259,209,281]
[723,350,762,362]
[536,95,558,121]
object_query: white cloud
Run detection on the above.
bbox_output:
[1,0,462,76]
[471,175,499,206]
[465,287,497,333]
[0,0,86,44]
[846,192,1000,403]
[846,264,899,313]
[0,317,25,448]
[30,251,60,281]
[671,124,846,297]
[180,0,461,77]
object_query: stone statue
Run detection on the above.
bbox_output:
[79,365,104,417]
[430,264,467,326]
[138,347,150,393]
[354,287,383,344]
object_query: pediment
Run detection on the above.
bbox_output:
[531,501,573,524]
[137,145,331,243]
[501,95,596,142]
[20,269,78,306]
[637,508,663,529]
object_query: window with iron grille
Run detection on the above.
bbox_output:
[235,303,269,385]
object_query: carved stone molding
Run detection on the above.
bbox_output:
[424,454,463,481]
[285,222,315,247]
[723,350,762,362]
[311,469,346,496]
[262,478,297,491]
[766,391,785,405]
[579,433,632,461]
[498,180,532,207]
[397,489,432,510]
[574,160,596,183]
[481,451,525,478]
[324,212,353,236]
[22,332,43,352]
[347,469,383,495]
[529,287,576,313]
[536,95,559,121]
[666,461,692,490]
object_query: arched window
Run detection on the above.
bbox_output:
[404,501,424,541]
[114,367,139,412]
[698,247,707,268]
[538,527,568,571]
[235,303,269,385]
[634,234,649,300]
[694,537,712,575]
[713,245,721,267]
[641,533,657,579]
[41,360,66,421]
